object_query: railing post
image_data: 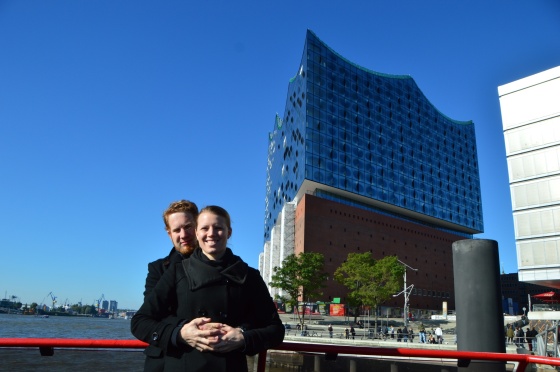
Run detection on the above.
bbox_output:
[314,354,320,371]
[39,346,54,356]
[349,359,356,372]
[554,320,558,358]
[256,350,267,372]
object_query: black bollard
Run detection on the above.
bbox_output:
[453,239,505,372]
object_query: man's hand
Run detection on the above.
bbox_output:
[179,317,222,352]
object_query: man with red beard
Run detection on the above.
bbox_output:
[141,199,199,371]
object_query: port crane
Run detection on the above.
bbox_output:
[40,292,57,311]
[95,294,105,312]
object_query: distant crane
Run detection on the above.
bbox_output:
[49,292,57,310]
[40,292,57,311]
[96,294,105,313]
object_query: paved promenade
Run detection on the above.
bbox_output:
[278,314,521,354]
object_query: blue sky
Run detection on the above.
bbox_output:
[1,1,559,310]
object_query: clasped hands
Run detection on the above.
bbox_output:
[179,317,244,353]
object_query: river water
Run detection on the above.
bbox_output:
[0,313,144,371]
[0,313,469,371]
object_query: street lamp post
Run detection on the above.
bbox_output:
[392,260,418,327]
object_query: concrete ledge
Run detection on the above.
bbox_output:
[527,311,560,321]
[283,335,520,354]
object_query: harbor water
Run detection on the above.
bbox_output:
[0,313,144,371]
[0,313,468,371]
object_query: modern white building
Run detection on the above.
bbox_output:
[259,201,295,298]
[498,66,560,288]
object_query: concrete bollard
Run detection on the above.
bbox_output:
[453,239,506,372]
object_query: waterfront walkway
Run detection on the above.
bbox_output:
[279,314,522,354]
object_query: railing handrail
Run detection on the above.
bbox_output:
[2,337,560,372]
[0,338,147,348]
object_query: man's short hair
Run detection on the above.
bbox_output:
[163,200,199,231]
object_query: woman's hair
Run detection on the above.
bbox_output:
[199,205,231,231]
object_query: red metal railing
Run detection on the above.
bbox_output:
[0,338,144,349]
[2,338,560,372]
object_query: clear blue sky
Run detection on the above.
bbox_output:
[1,1,559,310]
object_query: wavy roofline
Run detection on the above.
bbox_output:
[293,29,473,126]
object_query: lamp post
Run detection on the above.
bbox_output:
[355,280,360,322]
[392,259,418,327]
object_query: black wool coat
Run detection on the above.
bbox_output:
[142,248,186,371]
[131,248,285,372]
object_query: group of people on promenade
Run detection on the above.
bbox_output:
[506,324,537,351]
[386,323,444,344]
[390,325,414,342]
[344,325,356,339]
[130,200,285,371]
[321,322,447,344]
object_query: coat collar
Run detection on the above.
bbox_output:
[183,248,248,290]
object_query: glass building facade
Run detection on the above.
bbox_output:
[264,30,483,242]
[498,66,560,288]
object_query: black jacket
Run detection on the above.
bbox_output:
[142,248,186,371]
[131,248,284,372]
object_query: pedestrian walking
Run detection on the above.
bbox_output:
[435,326,443,344]
[515,326,525,348]
[525,327,535,352]
[419,323,426,343]
[531,327,538,351]
[506,324,514,344]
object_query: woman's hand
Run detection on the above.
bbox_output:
[210,324,245,353]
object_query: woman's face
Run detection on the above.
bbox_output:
[196,211,231,260]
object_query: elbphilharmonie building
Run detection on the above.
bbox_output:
[260,30,483,314]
